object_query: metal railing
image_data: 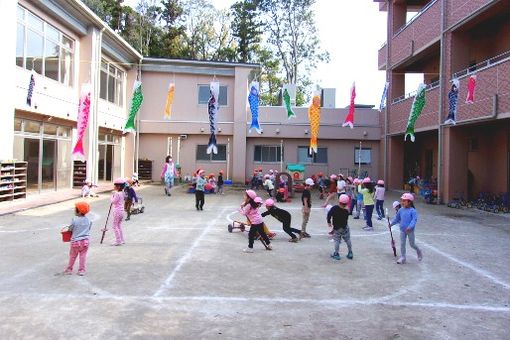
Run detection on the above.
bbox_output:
[393,0,438,37]
[391,80,440,104]
[452,49,510,79]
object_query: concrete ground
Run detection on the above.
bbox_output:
[0,184,509,339]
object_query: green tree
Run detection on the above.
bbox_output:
[160,0,186,58]
[82,0,124,31]
[230,0,261,63]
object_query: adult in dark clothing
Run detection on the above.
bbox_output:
[300,178,314,239]
[262,199,301,242]
[327,194,353,260]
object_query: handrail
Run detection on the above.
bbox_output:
[392,80,439,104]
[452,49,510,79]
[393,0,438,37]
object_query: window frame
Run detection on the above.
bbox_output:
[297,146,328,164]
[99,59,125,107]
[196,144,227,162]
[16,5,74,86]
[198,84,228,106]
[354,147,372,165]
[254,145,283,163]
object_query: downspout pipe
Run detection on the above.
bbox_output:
[437,0,445,204]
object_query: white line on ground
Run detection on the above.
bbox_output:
[419,241,510,290]
[153,207,228,297]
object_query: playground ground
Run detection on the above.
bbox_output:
[0,184,509,339]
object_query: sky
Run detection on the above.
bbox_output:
[124,0,391,107]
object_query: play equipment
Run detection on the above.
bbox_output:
[287,164,305,192]
[61,226,72,242]
[275,172,293,199]
[227,219,277,239]
[130,197,145,215]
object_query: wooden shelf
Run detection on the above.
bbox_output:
[0,161,26,201]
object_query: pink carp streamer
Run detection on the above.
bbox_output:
[465,75,476,104]
[72,84,91,161]
[343,82,356,129]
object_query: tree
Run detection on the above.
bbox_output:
[160,0,186,57]
[230,0,262,63]
[259,0,329,105]
[82,0,124,31]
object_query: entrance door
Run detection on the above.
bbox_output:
[24,138,40,192]
[425,149,433,181]
[98,144,114,181]
[41,140,56,190]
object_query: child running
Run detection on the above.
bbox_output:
[390,193,423,264]
[195,169,206,211]
[262,198,301,242]
[300,178,314,239]
[241,190,272,253]
[110,178,126,246]
[124,179,138,221]
[263,174,274,197]
[63,201,92,275]
[327,194,353,260]
[360,177,375,231]
[375,180,386,220]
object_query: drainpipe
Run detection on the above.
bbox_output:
[437,0,446,204]
[135,59,142,174]
[384,0,391,185]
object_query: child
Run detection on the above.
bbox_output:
[242,190,272,252]
[250,171,258,190]
[161,155,177,196]
[195,170,206,211]
[64,201,92,275]
[208,174,217,193]
[393,200,401,212]
[131,172,140,187]
[124,179,138,221]
[263,174,274,198]
[110,178,126,246]
[262,198,301,242]
[217,170,224,195]
[375,180,386,220]
[390,193,423,264]
[300,178,314,239]
[348,177,357,215]
[327,194,353,260]
[81,180,98,198]
[317,172,326,199]
[321,174,338,207]
[353,179,364,219]
[361,177,375,231]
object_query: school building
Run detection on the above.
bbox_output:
[376,0,510,202]
[2,0,382,200]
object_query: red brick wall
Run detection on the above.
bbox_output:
[378,45,387,70]
[446,0,493,28]
[389,97,412,134]
[389,87,440,134]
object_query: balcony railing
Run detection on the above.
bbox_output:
[452,49,510,79]
[392,80,440,104]
[393,0,438,37]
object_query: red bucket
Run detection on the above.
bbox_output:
[61,229,72,242]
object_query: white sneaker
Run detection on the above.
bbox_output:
[265,244,272,251]
[362,226,374,231]
[243,248,254,253]
[397,257,406,264]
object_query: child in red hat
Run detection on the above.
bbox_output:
[63,201,92,276]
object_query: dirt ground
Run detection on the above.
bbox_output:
[0,184,509,339]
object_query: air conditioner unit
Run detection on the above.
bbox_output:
[321,88,336,108]
[179,134,188,140]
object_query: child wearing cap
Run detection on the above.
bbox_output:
[63,201,92,275]
[393,201,401,212]
[241,190,272,252]
[375,180,386,220]
[360,178,375,231]
[263,175,274,198]
[195,170,207,211]
[390,193,423,264]
[217,170,224,195]
[327,194,353,260]
[300,178,314,239]
[109,178,126,246]
[124,179,138,221]
[353,179,364,220]
[262,199,301,242]
[81,180,98,198]
[321,174,338,207]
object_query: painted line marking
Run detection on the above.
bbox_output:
[153,207,228,297]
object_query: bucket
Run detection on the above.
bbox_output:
[61,229,72,242]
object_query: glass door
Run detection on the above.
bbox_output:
[106,144,113,181]
[41,139,56,190]
[24,138,40,192]
[98,144,106,181]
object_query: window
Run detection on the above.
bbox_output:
[196,145,227,161]
[254,145,282,163]
[198,85,228,106]
[100,60,125,106]
[16,6,74,86]
[354,147,372,165]
[297,146,328,164]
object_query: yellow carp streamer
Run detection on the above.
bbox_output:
[164,83,175,118]
[308,95,321,154]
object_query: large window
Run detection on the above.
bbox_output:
[16,6,74,86]
[198,85,228,106]
[298,146,328,164]
[254,145,283,163]
[354,147,372,165]
[196,145,227,161]
[100,60,125,106]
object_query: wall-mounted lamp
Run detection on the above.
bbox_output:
[218,127,222,133]
[200,127,205,133]
[275,128,280,134]
[363,130,368,137]
[304,129,309,135]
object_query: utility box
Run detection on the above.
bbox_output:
[321,88,336,108]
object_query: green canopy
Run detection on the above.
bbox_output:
[287,163,305,172]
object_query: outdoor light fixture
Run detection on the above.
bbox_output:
[363,131,368,137]
[218,127,222,133]
[275,128,280,134]
[304,129,309,135]
[200,127,204,132]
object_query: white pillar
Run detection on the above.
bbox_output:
[1,0,16,160]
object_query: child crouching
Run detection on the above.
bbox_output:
[327,194,353,261]
[64,201,92,276]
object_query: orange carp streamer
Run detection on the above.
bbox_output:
[308,95,321,154]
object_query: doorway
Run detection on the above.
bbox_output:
[24,138,40,192]
[98,144,114,181]
[41,140,56,190]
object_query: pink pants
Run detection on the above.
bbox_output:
[112,210,124,244]
[66,239,89,273]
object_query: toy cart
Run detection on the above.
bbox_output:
[131,197,145,214]
[227,219,277,239]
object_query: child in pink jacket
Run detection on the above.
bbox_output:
[241,190,272,253]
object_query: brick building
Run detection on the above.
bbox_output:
[376,0,510,202]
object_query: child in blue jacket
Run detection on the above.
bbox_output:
[390,193,423,264]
